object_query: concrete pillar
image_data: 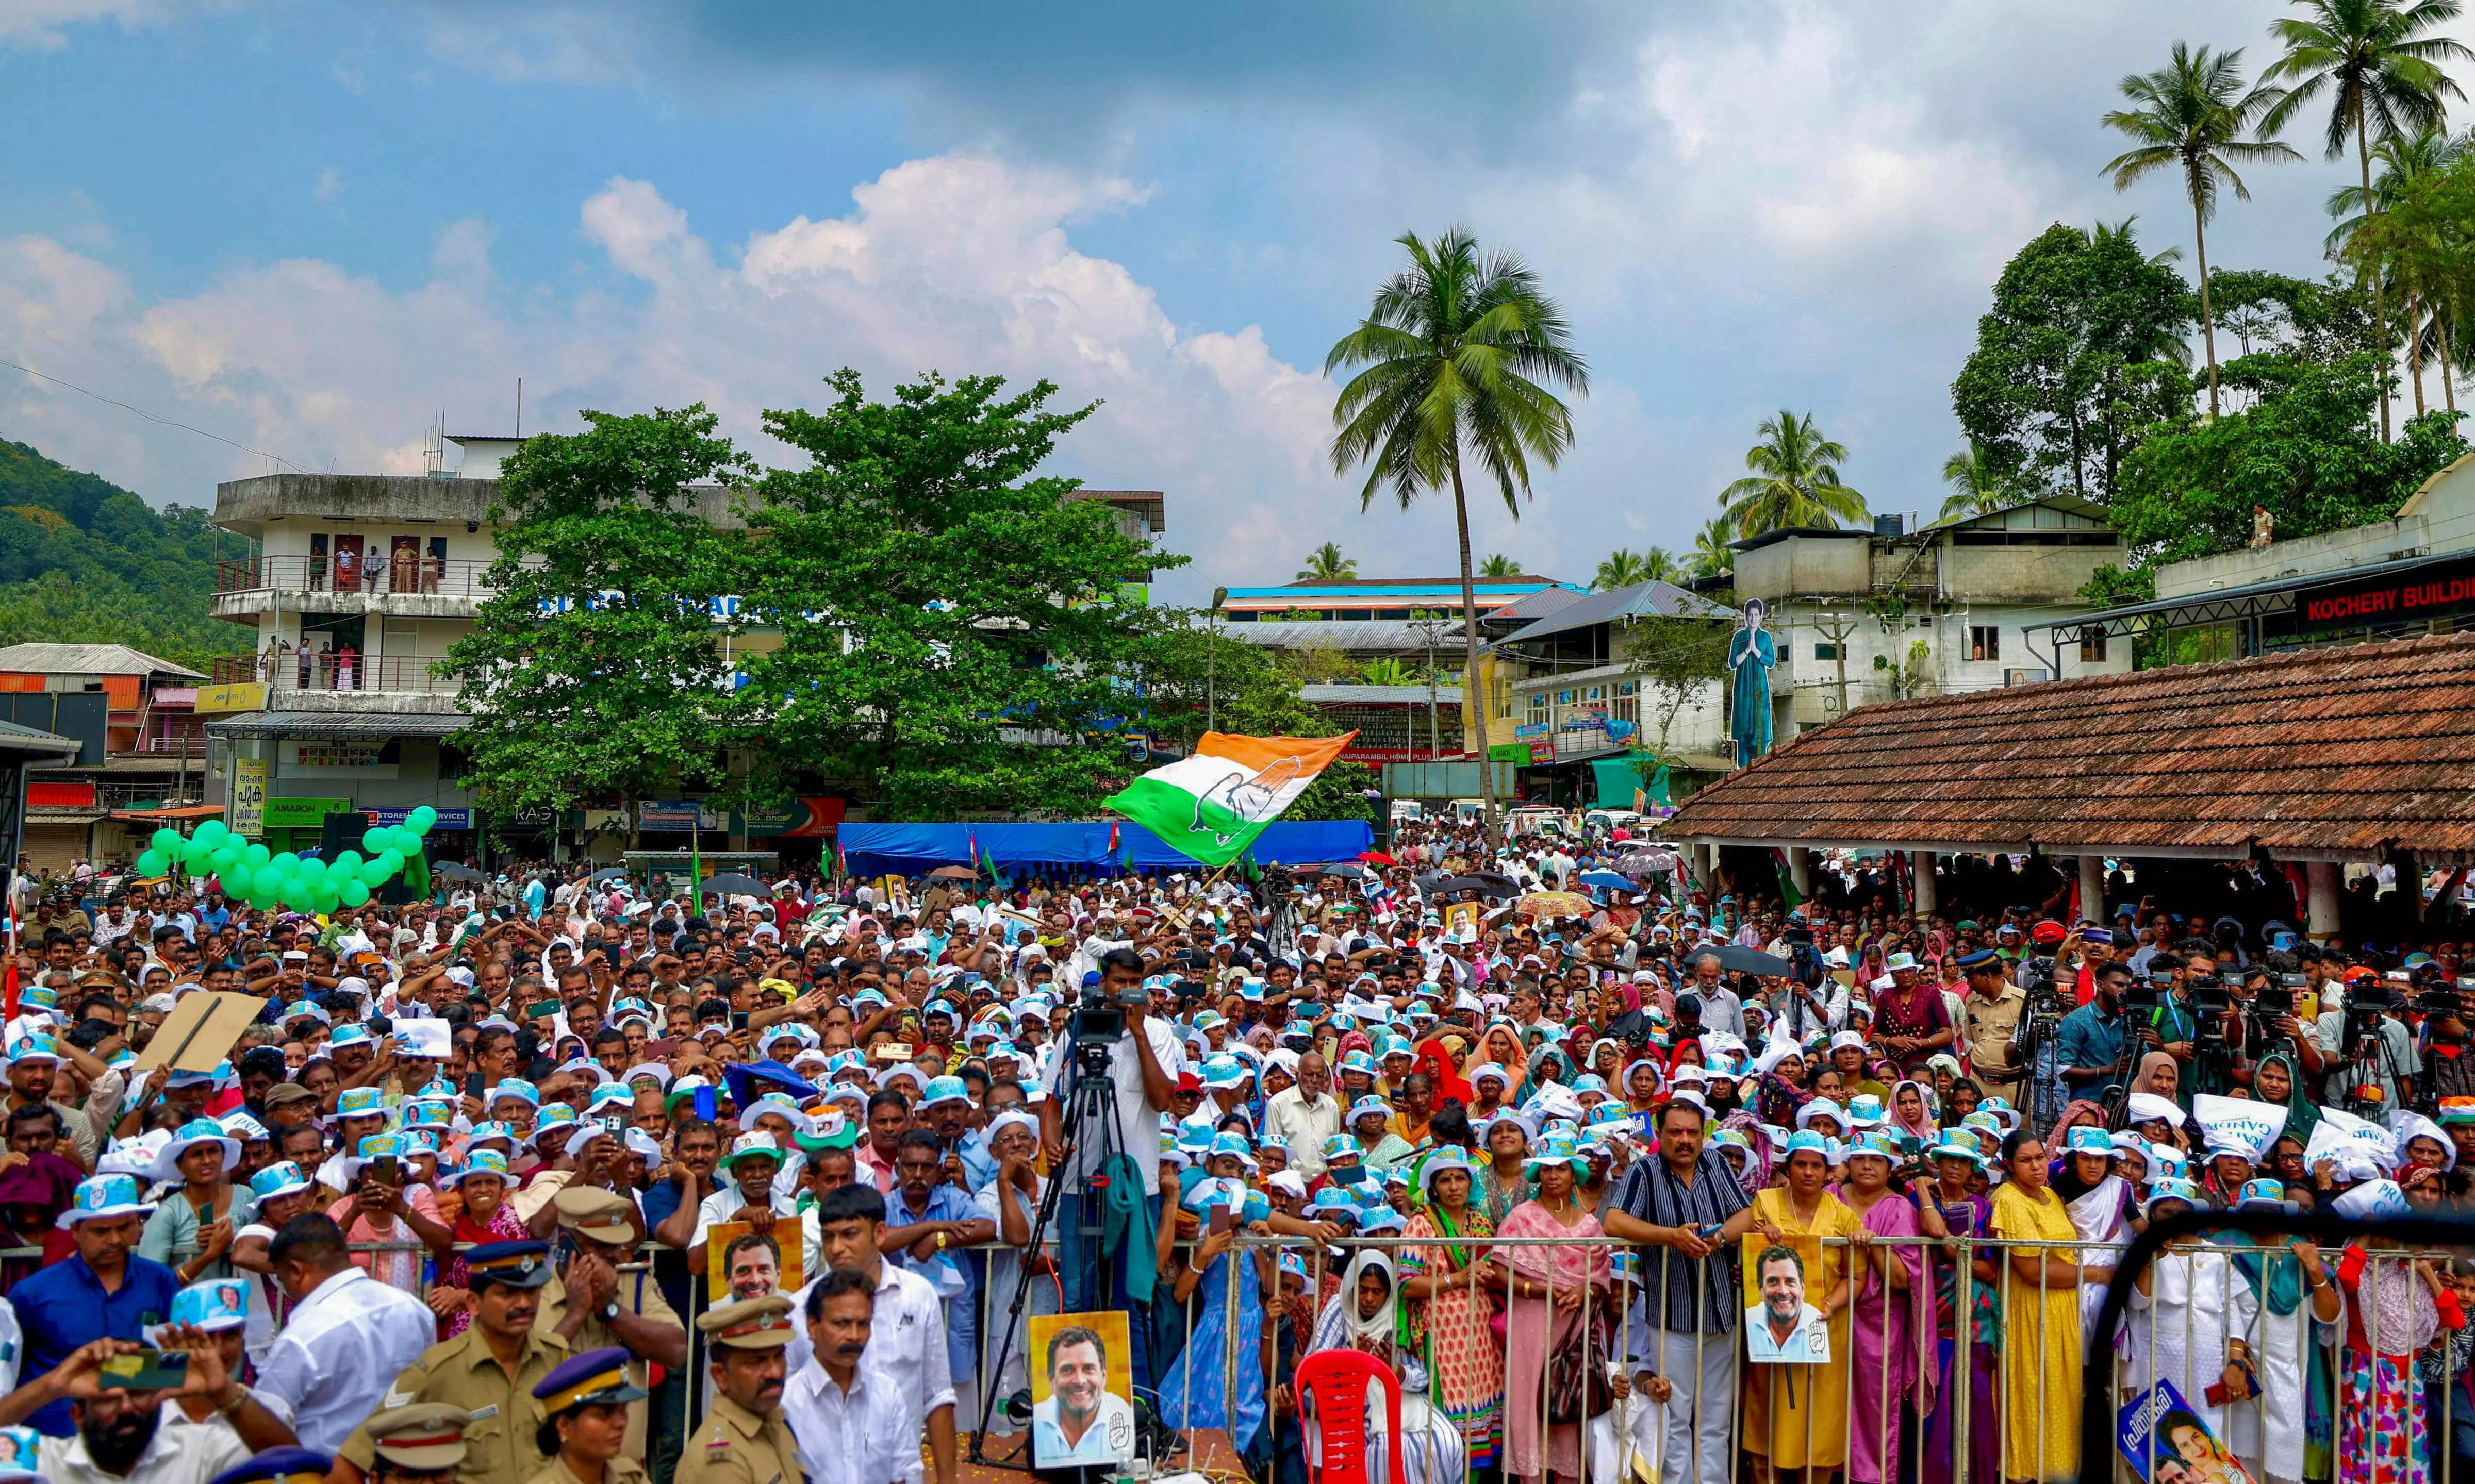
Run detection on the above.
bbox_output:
[2307,859,2344,941]
[1910,849,1937,915]
[2079,853,2107,925]
[1788,845,1813,896]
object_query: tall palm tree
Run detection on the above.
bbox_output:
[1639,545,1683,583]
[1478,553,1519,577]
[2328,129,2467,412]
[1594,548,1652,590]
[1295,542,1358,581]
[2263,0,2472,440]
[1688,515,1739,579]
[1327,226,1589,842]
[1939,445,2016,520]
[1718,411,1868,537]
[2102,43,2302,418]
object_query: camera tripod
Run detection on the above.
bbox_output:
[969,1033,1157,1474]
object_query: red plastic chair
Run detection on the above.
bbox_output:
[1294,1349,1404,1484]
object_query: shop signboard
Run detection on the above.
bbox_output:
[194,681,268,715]
[364,806,472,830]
[2298,550,2475,630]
[228,760,267,837]
[262,796,349,830]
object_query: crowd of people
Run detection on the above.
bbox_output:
[0,816,2467,1484]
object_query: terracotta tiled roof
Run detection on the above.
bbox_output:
[1667,633,2475,857]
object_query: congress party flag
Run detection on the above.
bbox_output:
[1105,731,1357,868]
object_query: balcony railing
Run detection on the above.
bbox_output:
[208,651,457,695]
[215,554,498,598]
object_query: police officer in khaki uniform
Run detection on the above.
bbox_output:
[361,1403,477,1484]
[339,1242,572,1484]
[540,1188,687,1459]
[677,1296,801,1484]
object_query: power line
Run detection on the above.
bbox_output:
[0,357,318,474]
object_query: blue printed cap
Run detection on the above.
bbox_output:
[59,1173,155,1228]
[167,1278,250,1332]
[18,987,53,1012]
[1338,1050,1377,1077]
[468,1120,518,1147]
[2144,1177,2204,1215]
[335,1087,386,1119]
[1846,1130,1905,1163]
[327,1024,372,1050]
[1418,1147,1476,1196]
[1347,1096,1392,1127]
[919,1076,970,1109]
[1355,1205,1405,1236]
[2066,1126,2116,1156]
[250,1161,311,1201]
[1199,1054,1250,1090]
[442,1148,511,1187]
[1208,1130,1255,1162]
[2236,1177,2295,1212]
[7,1037,58,1066]
[1781,1129,1832,1158]
[487,1079,540,1108]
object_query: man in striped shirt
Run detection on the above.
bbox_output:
[1602,1101,1760,1484]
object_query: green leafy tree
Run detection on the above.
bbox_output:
[1718,411,1867,536]
[1593,548,1652,590]
[2109,352,2467,566]
[1357,657,1418,686]
[2101,42,2302,416]
[2263,0,2472,441]
[0,439,233,670]
[1688,515,1739,578]
[734,371,1182,819]
[2332,135,2473,415]
[1296,542,1358,581]
[1952,220,2198,501]
[1325,225,1588,842]
[446,406,753,841]
[1478,553,1519,577]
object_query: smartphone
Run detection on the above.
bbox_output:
[1691,1222,1723,1242]
[692,1085,717,1121]
[595,1113,626,1138]
[1208,1206,1234,1236]
[370,1155,401,1188]
[524,999,561,1022]
[99,1350,190,1390]
[729,1010,749,1032]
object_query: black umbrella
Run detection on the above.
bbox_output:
[698,872,769,896]
[1430,873,1521,898]
[433,862,485,881]
[1614,850,1679,878]
[589,866,630,883]
[1688,943,1795,977]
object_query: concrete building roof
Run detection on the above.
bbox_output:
[1222,620,1465,653]
[0,644,206,680]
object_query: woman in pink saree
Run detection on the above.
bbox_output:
[1838,1131,1937,1484]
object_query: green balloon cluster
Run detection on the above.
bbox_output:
[136,805,441,915]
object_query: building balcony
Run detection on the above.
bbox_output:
[210,652,457,696]
[211,555,498,620]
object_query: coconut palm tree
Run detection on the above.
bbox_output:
[1295,542,1358,581]
[1478,553,1519,577]
[2263,0,2472,440]
[1326,226,1589,842]
[2328,129,2467,412]
[1687,515,1739,579]
[2102,43,2302,418]
[1594,549,1652,590]
[1939,445,2016,521]
[1639,546,1683,583]
[1718,411,1867,537]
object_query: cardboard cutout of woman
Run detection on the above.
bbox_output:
[1728,598,1775,768]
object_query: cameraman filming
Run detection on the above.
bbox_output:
[2310,968,2420,1109]
[2057,961,2135,1104]
[1036,946,1180,1391]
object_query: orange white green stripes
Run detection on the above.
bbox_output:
[1104,731,1358,866]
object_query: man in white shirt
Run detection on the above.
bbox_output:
[782,1269,918,1484]
[252,1214,436,1452]
[796,1183,954,1484]
[1261,1051,1343,1178]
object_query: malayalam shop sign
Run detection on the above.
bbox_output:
[2299,552,2475,630]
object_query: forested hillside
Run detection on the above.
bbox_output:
[0,439,229,670]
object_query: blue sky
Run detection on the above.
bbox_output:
[0,1,2440,603]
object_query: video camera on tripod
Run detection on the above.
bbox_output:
[1065,976,1150,1078]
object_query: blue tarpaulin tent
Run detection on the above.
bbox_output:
[837,821,1374,878]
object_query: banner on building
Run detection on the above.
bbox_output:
[228,761,268,837]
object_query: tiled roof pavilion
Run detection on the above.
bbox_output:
[1668,632,2475,862]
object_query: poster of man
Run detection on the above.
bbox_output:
[1743,1243,1830,1362]
[1028,1312,1136,1468]
[707,1224,801,1300]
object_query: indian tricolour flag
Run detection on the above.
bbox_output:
[1106,731,1358,867]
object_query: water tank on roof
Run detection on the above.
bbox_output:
[1873,514,1906,539]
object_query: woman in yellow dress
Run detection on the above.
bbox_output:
[1741,1129,1862,1483]
[1989,1127,2083,1484]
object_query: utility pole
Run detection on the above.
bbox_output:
[1410,614,1452,760]
[1207,587,1227,737]
[1811,609,1862,716]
